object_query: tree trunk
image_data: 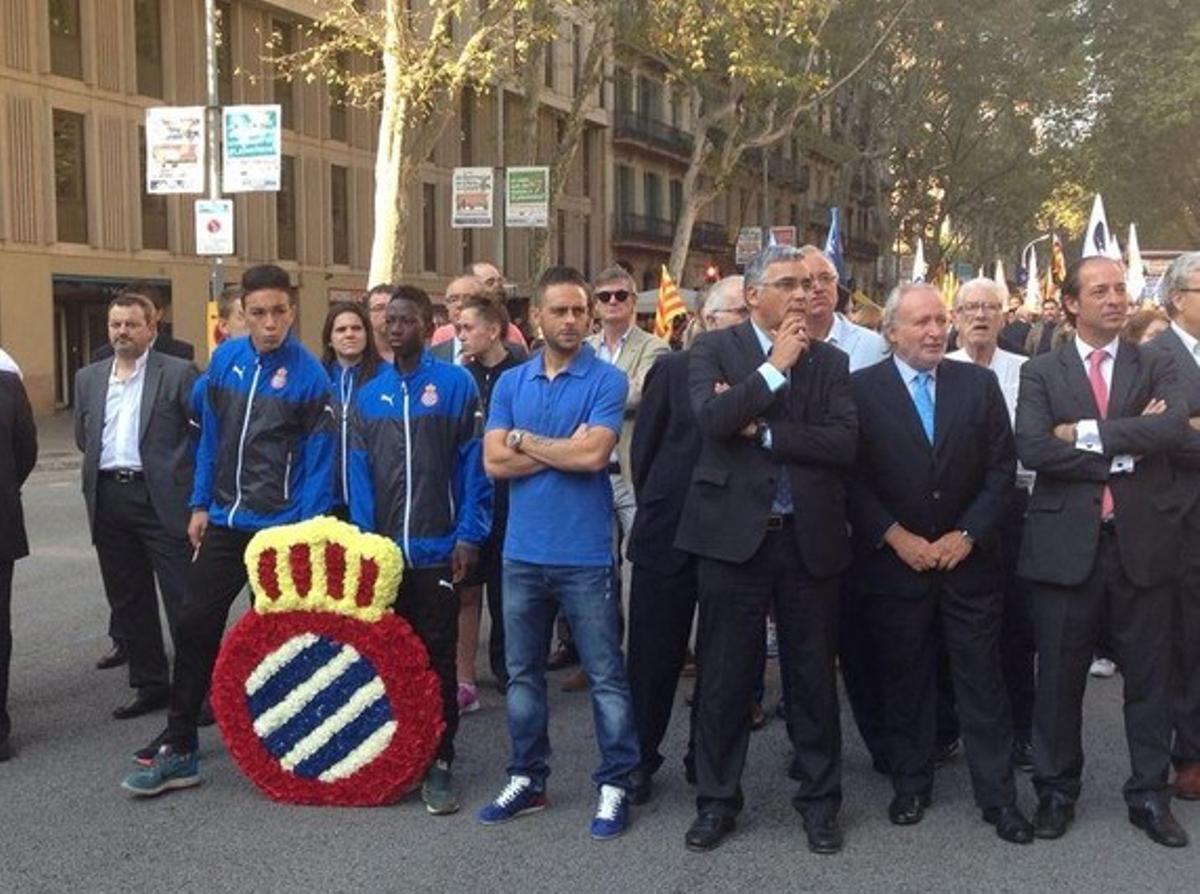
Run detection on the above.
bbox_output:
[369,6,412,286]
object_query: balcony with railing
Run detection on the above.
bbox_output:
[612,213,730,252]
[612,111,694,161]
[691,220,730,250]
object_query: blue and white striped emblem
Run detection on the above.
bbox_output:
[244,633,397,782]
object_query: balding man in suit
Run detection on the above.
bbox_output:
[75,291,197,721]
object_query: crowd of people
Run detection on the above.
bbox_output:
[0,243,1198,856]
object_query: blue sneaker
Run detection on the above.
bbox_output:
[590,784,629,840]
[121,747,201,797]
[477,775,547,825]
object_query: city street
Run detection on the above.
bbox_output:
[1,468,1196,892]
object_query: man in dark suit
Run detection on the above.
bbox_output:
[1017,256,1190,847]
[1145,251,1200,802]
[74,291,197,720]
[625,275,747,803]
[675,245,857,854]
[850,282,1031,844]
[0,364,37,762]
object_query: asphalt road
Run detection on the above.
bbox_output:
[2,469,1197,892]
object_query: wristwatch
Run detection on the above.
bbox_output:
[506,429,526,451]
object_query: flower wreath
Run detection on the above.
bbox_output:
[210,516,445,806]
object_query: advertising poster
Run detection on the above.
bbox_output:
[452,167,495,228]
[145,106,206,194]
[222,104,282,193]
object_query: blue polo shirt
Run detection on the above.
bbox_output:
[487,343,628,567]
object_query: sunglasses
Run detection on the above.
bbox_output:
[596,289,632,304]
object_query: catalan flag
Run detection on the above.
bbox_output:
[654,265,688,339]
[1050,231,1067,285]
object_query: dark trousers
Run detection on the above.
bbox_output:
[839,573,889,769]
[627,556,698,777]
[94,477,190,693]
[694,526,841,818]
[0,560,12,740]
[165,525,253,750]
[1032,529,1173,807]
[864,580,1015,809]
[479,533,507,686]
[396,566,460,764]
[1000,489,1035,739]
[1174,546,1200,764]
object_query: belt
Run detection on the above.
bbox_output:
[607,462,622,475]
[766,514,793,531]
[99,468,144,483]
[1100,517,1117,534]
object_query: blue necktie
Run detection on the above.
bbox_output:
[913,372,935,443]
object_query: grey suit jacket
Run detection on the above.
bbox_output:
[586,325,671,481]
[73,351,198,542]
[1144,326,1200,533]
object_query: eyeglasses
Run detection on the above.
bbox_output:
[957,301,1003,315]
[761,277,813,292]
[595,289,632,304]
[814,273,839,286]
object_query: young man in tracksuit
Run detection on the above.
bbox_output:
[122,264,335,796]
[348,285,492,815]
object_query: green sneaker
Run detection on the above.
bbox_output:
[421,760,460,815]
[121,747,201,797]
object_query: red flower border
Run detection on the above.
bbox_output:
[211,610,445,806]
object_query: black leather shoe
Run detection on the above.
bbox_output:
[803,813,844,854]
[1129,803,1189,848]
[685,812,736,851]
[112,689,169,720]
[983,805,1035,844]
[1012,738,1035,772]
[627,770,653,805]
[96,644,127,670]
[1033,797,1074,839]
[888,792,931,826]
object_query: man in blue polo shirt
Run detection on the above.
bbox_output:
[477,265,638,841]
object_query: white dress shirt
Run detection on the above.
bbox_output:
[947,346,1034,489]
[1172,321,1200,368]
[0,347,20,378]
[1072,335,1134,474]
[826,313,888,373]
[596,326,633,366]
[99,352,149,471]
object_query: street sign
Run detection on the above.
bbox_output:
[452,167,495,228]
[770,226,797,246]
[505,166,550,228]
[145,106,206,194]
[195,199,234,255]
[735,227,763,265]
[222,104,282,193]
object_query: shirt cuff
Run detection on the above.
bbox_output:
[757,362,787,393]
[1110,454,1135,475]
[761,425,773,449]
[1075,419,1103,454]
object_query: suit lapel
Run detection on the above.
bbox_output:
[139,352,162,443]
[1108,340,1139,418]
[931,361,959,458]
[1056,342,1101,419]
[1166,328,1200,393]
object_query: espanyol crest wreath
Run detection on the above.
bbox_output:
[211,517,444,806]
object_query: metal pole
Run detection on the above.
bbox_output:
[1021,233,1050,269]
[761,150,770,238]
[204,0,224,304]
[495,89,506,271]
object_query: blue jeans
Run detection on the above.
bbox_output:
[503,560,639,790]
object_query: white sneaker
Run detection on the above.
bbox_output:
[1089,658,1117,678]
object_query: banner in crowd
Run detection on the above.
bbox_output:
[222,105,282,193]
[452,167,495,228]
[145,106,206,195]
[505,167,550,228]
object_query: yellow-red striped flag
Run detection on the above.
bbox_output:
[654,265,687,338]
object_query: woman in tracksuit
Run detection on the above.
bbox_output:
[321,301,381,518]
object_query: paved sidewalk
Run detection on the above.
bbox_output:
[33,410,80,471]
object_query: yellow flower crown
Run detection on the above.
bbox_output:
[243,517,404,623]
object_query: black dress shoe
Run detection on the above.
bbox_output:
[1129,803,1190,848]
[686,812,736,852]
[983,805,1035,844]
[888,792,930,826]
[1032,797,1074,839]
[96,644,128,670]
[803,813,844,854]
[112,689,169,720]
[1012,738,1035,772]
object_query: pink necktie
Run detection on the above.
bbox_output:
[1087,349,1115,519]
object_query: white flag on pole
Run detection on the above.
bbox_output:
[1082,194,1121,261]
[993,258,1006,288]
[912,238,927,283]
[1126,224,1147,301]
[1025,245,1041,310]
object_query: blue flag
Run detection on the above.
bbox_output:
[824,206,846,280]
